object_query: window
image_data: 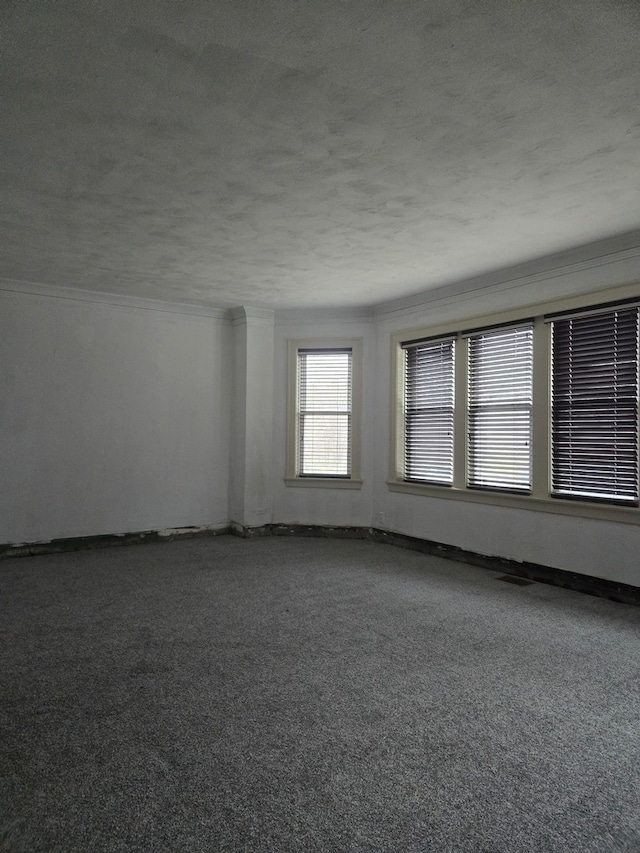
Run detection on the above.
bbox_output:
[297,348,352,477]
[390,287,640,520]
[286,339,362,487]
[551,307,639,504]
[403,337,455,485]
[467,325,533,492]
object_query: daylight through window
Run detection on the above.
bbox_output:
[403,337,455,485]
[297,349,352,477]
[393,296,640,511]
[551,307,639,504]
[467,325,533,492]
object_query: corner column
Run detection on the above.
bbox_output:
[229,307,275,529]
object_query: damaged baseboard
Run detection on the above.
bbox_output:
[230,522,640,606]
[230,521,369,540]
[2,520,637,605]
[367,528,639,606]
[0,523,230,558]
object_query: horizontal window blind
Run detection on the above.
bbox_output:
[468,326,533,491]
[551,308,639,503]
[404,338,455,484]
[297,349,352,477]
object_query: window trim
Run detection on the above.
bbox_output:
[285,338,363,489]
[389,283,640,524]
[550,307,639,505]
[403,335,456,486]
[466,323,534,494]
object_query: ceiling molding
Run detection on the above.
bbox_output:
[0,278,229,321]
[374,245,640,322]
[275,307,374,326]
[229,306,275,325]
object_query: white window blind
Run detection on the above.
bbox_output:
[403,338,455,484]
[551,308,639,503]
[297,348,352,477]
[467,325,533,492]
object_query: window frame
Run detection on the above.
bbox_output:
[466,323,534,494]
[389,284,640,524]
[403,335,456,486]
[285,338,363,489]
[549,306,639,505]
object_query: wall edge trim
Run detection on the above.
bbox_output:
[373,245,640,320]
[2,523,637,605]
[235,523,640,604]
[0,279,230,320]
[0,524,230,558]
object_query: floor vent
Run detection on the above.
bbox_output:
[496,574,534,586]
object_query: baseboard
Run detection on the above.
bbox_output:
[271,523,370,540]
[232,522,639,606]
[0,523,230,558]
[228,521,273,538]
[367,528,639,606]
[3,521,637,605]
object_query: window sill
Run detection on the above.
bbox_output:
[284,477,363,490]
[386,479,640,524]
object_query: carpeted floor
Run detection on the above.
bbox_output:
[1,535,639,852]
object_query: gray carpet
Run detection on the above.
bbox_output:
[1,535,639,852]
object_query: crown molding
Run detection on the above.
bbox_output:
[275,306,374,325]
[374,244,640,322]
[0,278,230,320]
[229,306,275,325]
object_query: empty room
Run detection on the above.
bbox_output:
[2,1,640,851]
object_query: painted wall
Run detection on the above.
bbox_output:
[379,491,640,587]
[229,308,275,528]
[3,240,640,588]
[0,290,231,543]
[372,249,640,587]
[271,313,376,528]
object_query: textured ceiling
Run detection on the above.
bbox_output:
[3,0,640,309]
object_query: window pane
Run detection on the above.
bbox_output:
[300,352,351,411]
[299,414,351,476]
[468,326,533,491]
[551,308,639,503]
[404,339,454,484]
[298,350,352,477]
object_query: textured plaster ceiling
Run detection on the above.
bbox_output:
[2,0,640,309]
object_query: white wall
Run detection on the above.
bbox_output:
[380,491,640,587]
[229,308,275,528]
[0,290,231,543]
[3,240,640,588]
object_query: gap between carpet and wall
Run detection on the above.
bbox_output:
[1,522,638,606]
